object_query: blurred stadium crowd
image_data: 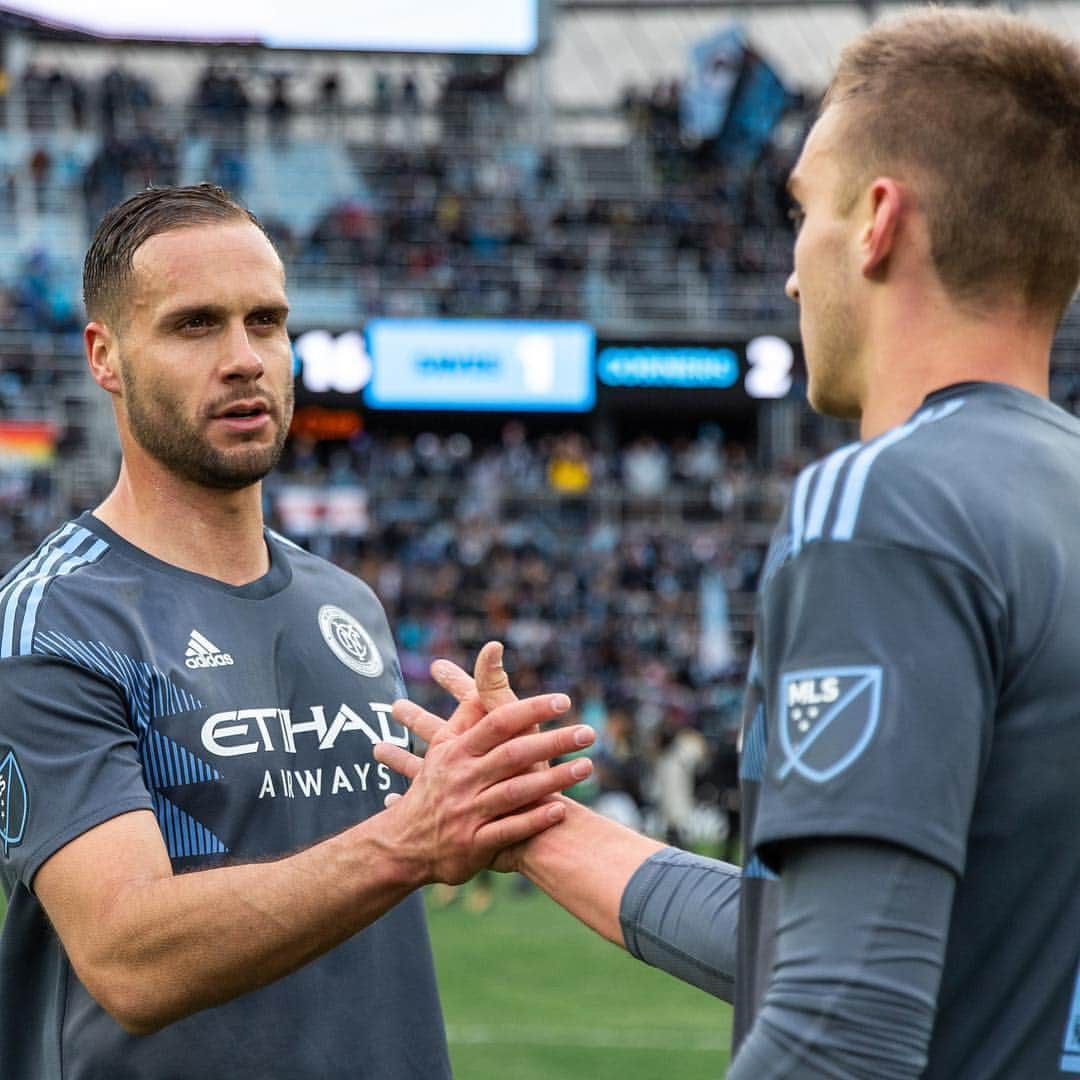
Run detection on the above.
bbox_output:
[1,19,1077,853]
[3,55,804,329]
[270,421,784,848]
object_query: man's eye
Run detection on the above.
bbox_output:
[788,206,806,234]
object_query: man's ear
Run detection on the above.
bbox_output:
[860,177,905,278]
[84,321,121,395]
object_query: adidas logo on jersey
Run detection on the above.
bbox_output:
[185,629,235,669]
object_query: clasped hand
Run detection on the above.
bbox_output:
[373,642,592,885]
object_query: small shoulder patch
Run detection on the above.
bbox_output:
[776,666,883,784]
[0,746,29,856]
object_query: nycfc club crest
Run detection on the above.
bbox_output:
[318,605,384,678]
[777,666,883,784]
[0,747,29,857]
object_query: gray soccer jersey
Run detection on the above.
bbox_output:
[737,382,1080,1077]
[0,513,450,1079]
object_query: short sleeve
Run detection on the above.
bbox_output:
[752,539,1001,877]
[0,655,153,887]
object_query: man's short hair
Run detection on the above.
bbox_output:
[823,6,1080,322]
[83,184,274,327]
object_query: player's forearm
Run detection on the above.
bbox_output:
[521,802,742,1000]
[516,798,666,947]
[60,693,587,1035]
[78,811,426,1034]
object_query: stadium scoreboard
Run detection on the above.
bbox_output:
[5,0,540,53]
[292,319,802,425]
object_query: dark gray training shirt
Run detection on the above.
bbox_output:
[624,383,1080,1077]
[0,513,450,1079]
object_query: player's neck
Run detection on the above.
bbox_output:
[858,295,1053,441]
[94,459,271,586]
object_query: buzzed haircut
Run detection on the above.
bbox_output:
[823,6,1080,322]
[82,184,274,327]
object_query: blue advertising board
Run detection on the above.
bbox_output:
[364,319,596,412]
[598,345,741,389]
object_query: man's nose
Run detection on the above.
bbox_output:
[220,322,264,380]
[785,270,800,302]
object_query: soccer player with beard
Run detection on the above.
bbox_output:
[0,184,595,1079]
[381,8,1080,1077]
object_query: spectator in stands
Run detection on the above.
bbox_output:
[319,70,342,112]
[593,699,647,830]
[29,146,50,212]
[266,74,292,144]
[652,714,710,849]
[546,432,592,498]
[399,73,420,143]
[622,434,670,497]
[193,63,249,140]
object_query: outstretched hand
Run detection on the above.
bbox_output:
[373,650,593,885]
[376,641,556,785]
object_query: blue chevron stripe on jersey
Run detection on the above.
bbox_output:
[34,632,203,725]
[152,792,227,858]
[144,726,221,789]
[32,631,227,853]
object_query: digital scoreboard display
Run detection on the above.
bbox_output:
[2,0,540,53]
[363,319,595,412]
[596,337,800,412]
[289,325,801,432]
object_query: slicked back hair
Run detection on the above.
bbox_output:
[83,184,275,328]
[822,6,1080,322]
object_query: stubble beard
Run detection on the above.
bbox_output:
[122,365,294,491]
[803,282,863,422]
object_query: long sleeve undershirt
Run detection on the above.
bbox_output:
[619,839,956,1077]
[619,846,741,1003]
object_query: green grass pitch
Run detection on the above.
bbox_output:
[0,876,733,1077]
[427,875,732,1078]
